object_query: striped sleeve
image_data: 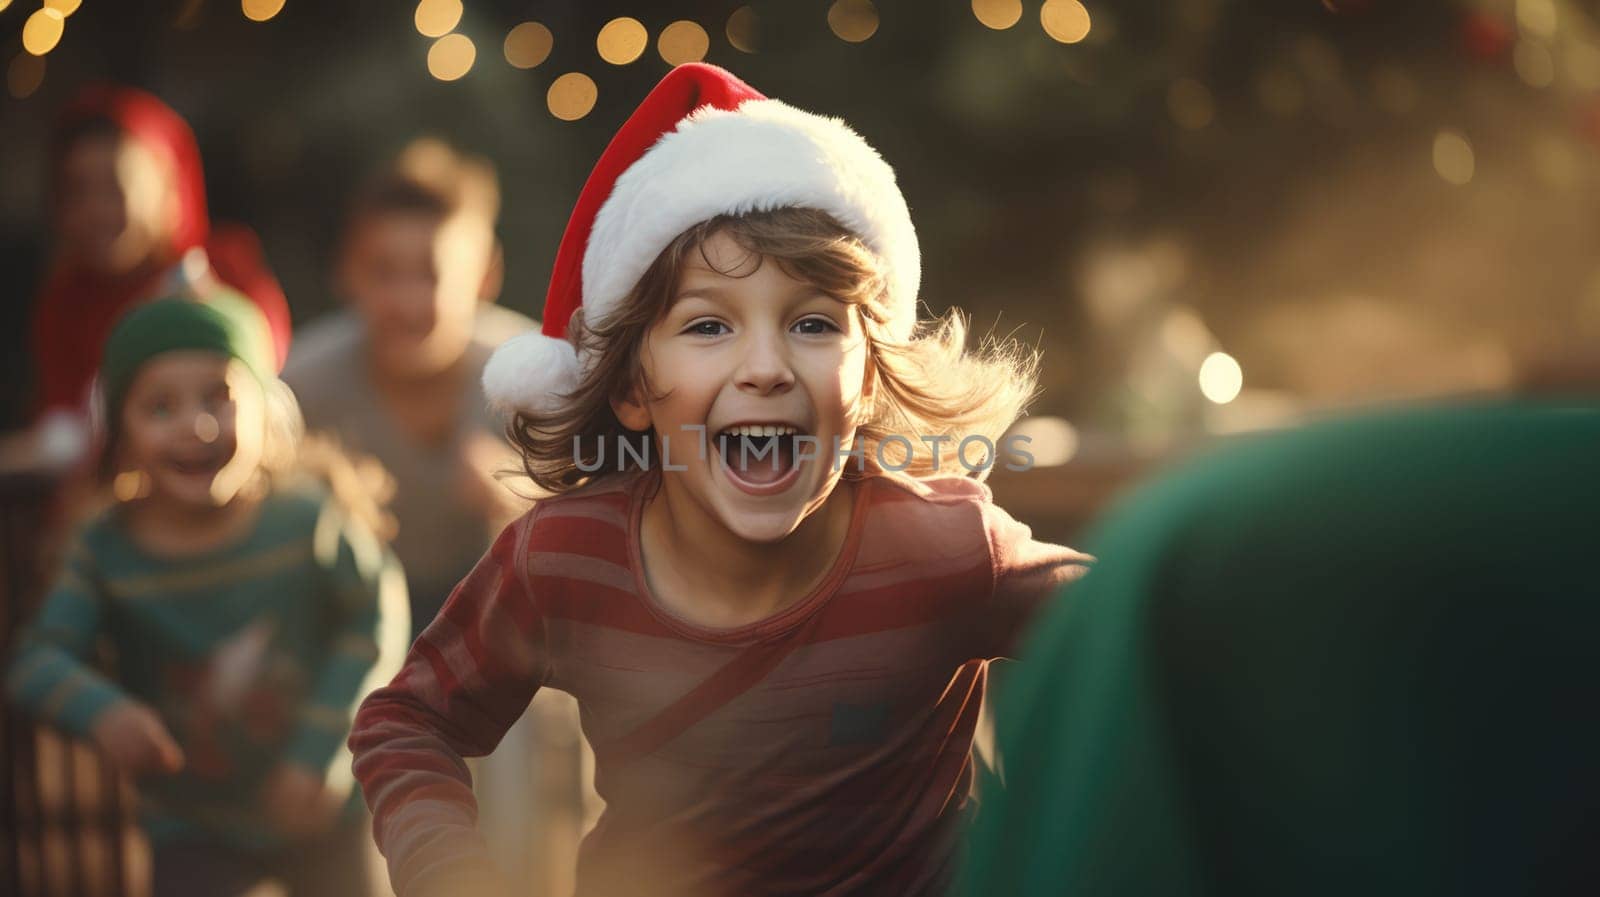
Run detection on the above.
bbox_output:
[5,539,130,737]
[977,500,1093,661]
[348,511,546,897]
[283,502,411,777]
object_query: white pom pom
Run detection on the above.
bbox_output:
[482,332,582,415]
[37,408,90,469]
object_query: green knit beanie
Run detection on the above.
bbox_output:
[100,295,273,413]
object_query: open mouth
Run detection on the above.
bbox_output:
[167,455,224,479]
[714,424,808,495]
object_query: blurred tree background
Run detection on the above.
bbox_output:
[4,0,1599,446]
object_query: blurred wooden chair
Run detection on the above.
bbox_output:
[2,468,145,897]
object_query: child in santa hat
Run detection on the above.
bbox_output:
[349,63,1090,897]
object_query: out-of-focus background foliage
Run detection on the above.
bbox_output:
[5,0,1599,452]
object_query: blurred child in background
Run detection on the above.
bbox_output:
[284,137,527,638]
[31,85,292,419]
[283,138,591,894]
[6,297,407,897]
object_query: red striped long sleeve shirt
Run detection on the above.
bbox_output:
[349,471,1090,897]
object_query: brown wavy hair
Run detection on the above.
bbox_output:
[507,207,1041,495]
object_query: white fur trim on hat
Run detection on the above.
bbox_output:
[482,330,580,415]
[583,98,921,341]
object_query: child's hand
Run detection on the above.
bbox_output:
[89,701,186,776]
[260,762,342,839]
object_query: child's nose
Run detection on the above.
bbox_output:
[735,333,796,395]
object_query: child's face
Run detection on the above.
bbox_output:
[55,134,178,275]
[341,211,493,378]
[118,352,265,510]
[614,230,873,544]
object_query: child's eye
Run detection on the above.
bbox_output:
[793,316,840,335]
[684,320,728,337]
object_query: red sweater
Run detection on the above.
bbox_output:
[349,471,1089,897]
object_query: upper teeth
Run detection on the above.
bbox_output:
[723,425,798,437]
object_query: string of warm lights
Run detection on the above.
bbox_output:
[399,0,1095,121]
[0,0,1568,194]
[4,0,1091,107]
[972,0,1091,39]
[408,0,1089,119]
[0,0,1582,203]
[241,0,285,23]
[6,0,80,100]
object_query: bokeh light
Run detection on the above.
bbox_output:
[1371,66,1419,114]
[0,1,12,13]
[241,0,285,23]
[1516,0,1557,39]
[7,52,45,99]
[1531,134,1577,189]
[1040,0,1091,44]
[1006,416,1080,467]
[504,22,552,70]
[1160,307,1214,361]
[1199,352,1244,404]
[727,6,759,53]
[1256,68,1304,116]
[1513,40,1554,88]
[414,0,462,39]
[112,471,147,503]
[548,72,598,121]
[427,33,476,82]
[1294,36,1341,85]
[658,20,710,66]
[22,9,65,56]
[972,0,1022,30]
[828,0,879,44]
[1432,130,1474,185]
[1168,78,1215,130]
[597,17,648,65]
[43,0,81,15]
[1565,41,1600,90]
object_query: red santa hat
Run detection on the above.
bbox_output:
[483,63,921,415]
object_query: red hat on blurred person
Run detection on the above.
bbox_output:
[482,63,921,416]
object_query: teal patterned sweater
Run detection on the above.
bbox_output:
[5,487,409,849]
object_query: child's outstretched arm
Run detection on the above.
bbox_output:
[348,511,547,897]
[5,539,183,773]
[978,499,1094,660]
